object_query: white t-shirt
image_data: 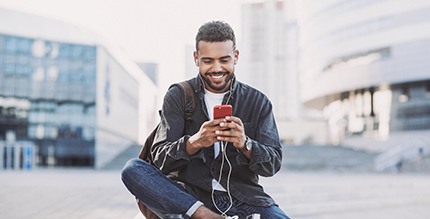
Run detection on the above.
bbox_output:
[204,89,227,191]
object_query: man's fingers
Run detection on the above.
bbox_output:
[225,116,243,126]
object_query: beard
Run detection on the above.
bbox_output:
[201,71,235,92]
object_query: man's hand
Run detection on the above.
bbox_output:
[214,116,246,151]
[187,116,250,158]
[186,119,224,155]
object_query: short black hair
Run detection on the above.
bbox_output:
[195,21,236,51]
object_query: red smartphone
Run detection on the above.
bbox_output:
[213,105,232,119]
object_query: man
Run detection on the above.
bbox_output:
[122,21,290,219]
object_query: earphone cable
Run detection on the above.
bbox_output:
[211,141,233,216]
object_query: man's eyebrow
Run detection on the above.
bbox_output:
[200,55,232,60]
[219,55,232,59]
[200,57,214,61]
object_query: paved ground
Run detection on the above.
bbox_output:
[262,171,430,219]
[0,168,137,219]
[1,168,429,219]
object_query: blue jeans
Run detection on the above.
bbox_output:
[121,158,290,219]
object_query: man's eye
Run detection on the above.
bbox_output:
[202,60,212,64]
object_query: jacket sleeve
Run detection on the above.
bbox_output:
[151,86,204,173]
[237,99,283,177]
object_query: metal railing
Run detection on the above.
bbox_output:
[0,141,36,170]
[374,132,430,172]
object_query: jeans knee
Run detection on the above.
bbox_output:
[121,158,142,184]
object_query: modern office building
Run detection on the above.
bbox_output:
[240,0,327,144]
[0,8,157,169]
[241,0,290,119]
[296,0,430,153]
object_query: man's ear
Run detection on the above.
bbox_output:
[234,49,239,65]
[193,51,199,66]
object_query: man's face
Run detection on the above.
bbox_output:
[194,40,239,93]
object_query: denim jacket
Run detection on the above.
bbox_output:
[152,75,283,208]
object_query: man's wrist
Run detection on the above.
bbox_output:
[241,136,252,151]
[186,137,201,155]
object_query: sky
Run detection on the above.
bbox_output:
[0,0,258,92]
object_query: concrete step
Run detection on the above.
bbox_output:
[102,144,141,170]
[105,143,387,173]
[282,144,377,173]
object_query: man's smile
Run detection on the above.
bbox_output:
[206,72,227,80]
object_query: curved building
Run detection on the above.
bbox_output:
[0,8,157,168]
[297,0,430,151]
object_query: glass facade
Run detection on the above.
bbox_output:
[0,34,97,166]
[0,7,155,170]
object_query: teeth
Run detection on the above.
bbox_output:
[210,73,224,79]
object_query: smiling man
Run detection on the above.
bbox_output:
[122,21,290,219]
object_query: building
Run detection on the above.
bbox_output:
[137,62,159,86]
[240,0,290,119]
[240,0,327,144]
[296,0,430,154]
[0,8,158,169]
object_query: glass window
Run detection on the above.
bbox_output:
[16,63,32,76]
[59,44,71,58]
[71,45,83,59]
[32,67,45,82]
[28,125,37,138]
[31,39,45,58]
[16,38,32,54]
[4,63,14,74]
[0,35,5,51]
[83,47,96,61]
[47,42,59,59]
[45,125,58,139]
[47,66,59,81]
[3,54,15,75]
[5,36,16,53]
[82,127,95,140]
[69,69,83,82]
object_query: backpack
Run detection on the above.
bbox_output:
[136,81,195,219]
[138,81,195,163]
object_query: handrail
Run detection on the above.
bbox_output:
[374,135,429,171]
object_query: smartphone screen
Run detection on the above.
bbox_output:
[213,105,232,119]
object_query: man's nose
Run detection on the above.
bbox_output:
[212,62,223,72]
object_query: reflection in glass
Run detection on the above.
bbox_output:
[1,33,97,167]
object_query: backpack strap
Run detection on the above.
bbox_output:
[176,81,195,123]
